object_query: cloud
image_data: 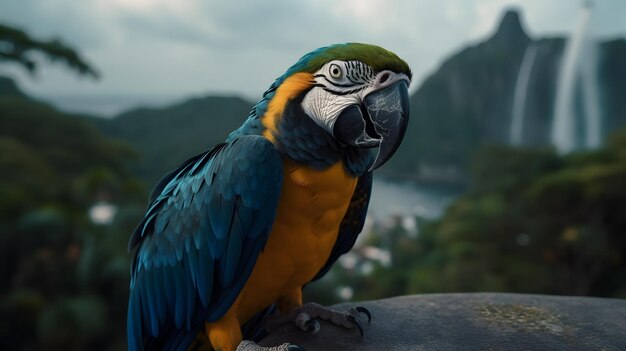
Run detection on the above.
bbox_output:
[0,0,624,114]
[0,0,110,49]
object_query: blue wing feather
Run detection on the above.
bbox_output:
[127,135,283,351]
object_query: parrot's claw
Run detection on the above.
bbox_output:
[352,306,372,324]
[305,318,321,334]
[264,303,371,338]
[293,311,321,334]
[346,314,364,337]
[236,340,304,351]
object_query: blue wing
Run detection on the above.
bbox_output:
[127,135,283,351]
[311,171,372,281]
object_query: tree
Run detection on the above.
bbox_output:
[0,23,99,79]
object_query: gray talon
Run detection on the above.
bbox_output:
[288,345,305,351]
[267,303,369,340]
[294,312,312,333]
[356,306,372,323]
[347,315,364,338]
[306,319,321,334]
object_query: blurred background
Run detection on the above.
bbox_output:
[1,0,626,350]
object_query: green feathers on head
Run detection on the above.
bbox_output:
[285,43,412,79]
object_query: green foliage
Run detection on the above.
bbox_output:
[0,93,145,350]
[441,137,626,297]
[0,23,98,78]
[312,131,626,304]
[468,145,562,195]
[37,296,107,349]
[0,97,134,179]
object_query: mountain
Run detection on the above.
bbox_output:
[0,88,137,221]
[386,10,536,180]
[389,9,626,181]
[0,76,254,186]
[0,92,133,184]
[93,96,254,184]
[0,76,26,98]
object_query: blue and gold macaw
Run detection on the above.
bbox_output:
[127,43,411,351]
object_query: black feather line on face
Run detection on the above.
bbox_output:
[314,61,375,92]
[347,71,360,84]
[322,87,367,96]
[319,76,358,88]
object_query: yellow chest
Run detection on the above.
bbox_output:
[235,158,357,322]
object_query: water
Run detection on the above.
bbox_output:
[510,45,538,146]
[581,40,602,148]
[551,2,601,153]
[368,178,461,221]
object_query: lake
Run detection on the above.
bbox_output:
[368,178,463,221]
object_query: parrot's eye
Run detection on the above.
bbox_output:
[329,64,343,79]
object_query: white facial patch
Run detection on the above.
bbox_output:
[302,87,361,133]
[302,60,374,133]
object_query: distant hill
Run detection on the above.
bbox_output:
[0,84,137,224]
[0,76,26,98]
[93,96,254,184]
[0,94,133,181]
[0,77,255,186]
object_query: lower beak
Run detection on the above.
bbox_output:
[333,81,410,171]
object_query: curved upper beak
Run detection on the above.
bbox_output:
[333,77,410,171]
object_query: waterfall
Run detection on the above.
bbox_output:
[581,41,601,148]
[510,45,538,146]
[551,1,601,153]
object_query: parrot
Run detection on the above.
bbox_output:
[127,43,411,351]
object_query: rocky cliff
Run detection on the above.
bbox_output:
[389,10,626,181]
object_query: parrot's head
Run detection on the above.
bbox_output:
[252,43,412,173]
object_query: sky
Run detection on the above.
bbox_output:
[1,0,625,116]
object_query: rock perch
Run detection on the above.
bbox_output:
[260,293,626,350]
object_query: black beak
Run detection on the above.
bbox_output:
[333,81,410,171]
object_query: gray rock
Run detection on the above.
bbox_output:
[259,293,626,351]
